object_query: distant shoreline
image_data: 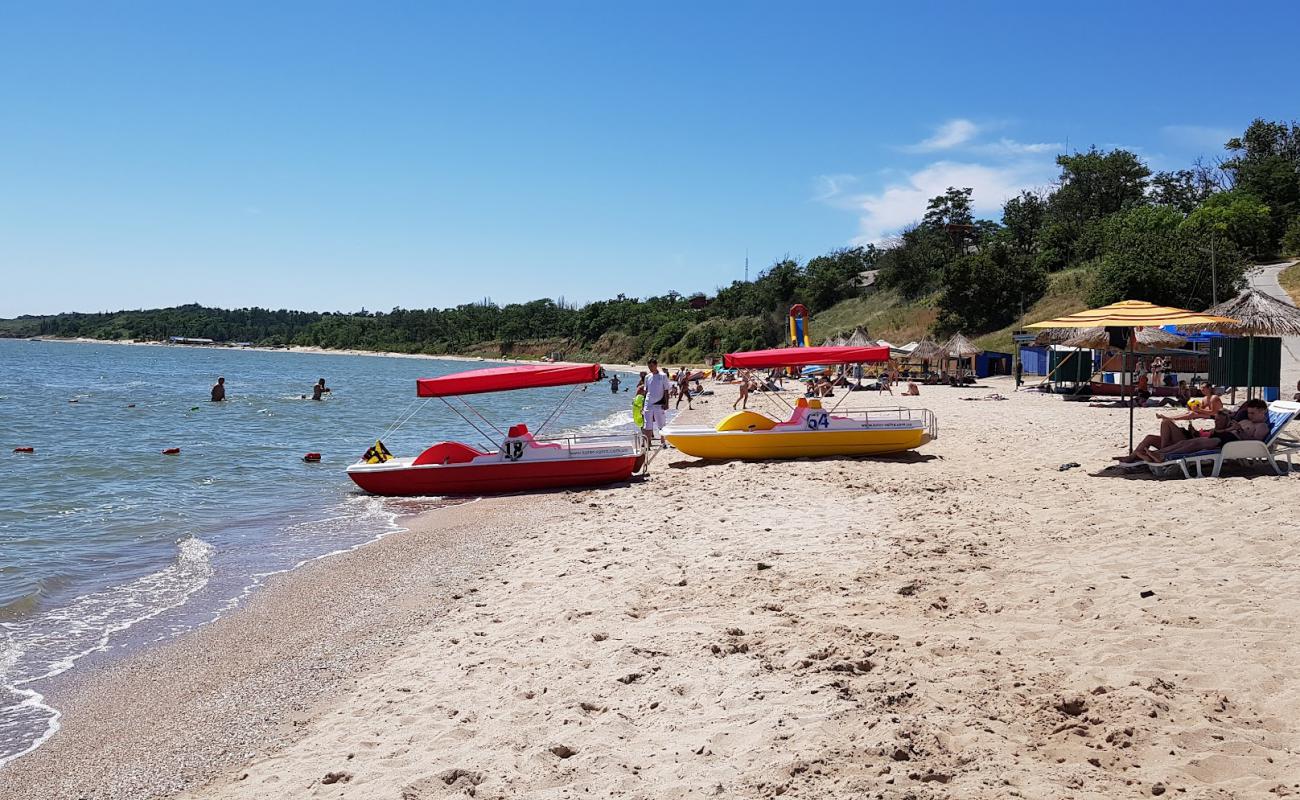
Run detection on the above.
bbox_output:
[23,335,650,375]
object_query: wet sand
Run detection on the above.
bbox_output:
[4,377,1299,799]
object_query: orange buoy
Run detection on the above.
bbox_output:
[13,446,34,454]
[303,452,322,462]
[162,447,181,455]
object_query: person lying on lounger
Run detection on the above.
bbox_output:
[1128,399,1270,464]
[1115,412,1228,464]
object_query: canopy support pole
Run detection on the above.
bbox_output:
[1127,335,1135,452]
[458,398,507,438]
[439,398,502,451]
[1247,334,1256,401]
[534,384,582,437]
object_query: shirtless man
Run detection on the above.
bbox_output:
[210,377,226,402]
[1136,399,1271,464]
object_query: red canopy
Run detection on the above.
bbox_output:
[416,363,602,397]
[723,345,890,369]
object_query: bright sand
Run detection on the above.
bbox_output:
[3,377,1299,799]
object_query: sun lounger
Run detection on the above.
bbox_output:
[1148,400,1300,478]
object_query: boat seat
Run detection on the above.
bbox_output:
[413,441,488,466]
[773,398,821,429]
[715,410,777,431]
[506,423,564,450]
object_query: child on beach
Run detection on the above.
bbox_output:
[733,373,750,410]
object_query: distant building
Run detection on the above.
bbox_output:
[168,336,215,345]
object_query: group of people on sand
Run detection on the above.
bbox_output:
[1115,381,1271,465]
[209,377,330,402]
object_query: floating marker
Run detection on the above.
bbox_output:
[303,452,322,463]
[13,446,34,454]
[162,447,181,456]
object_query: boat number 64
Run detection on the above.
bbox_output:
[805,411,830,429]
[502,441,526,461]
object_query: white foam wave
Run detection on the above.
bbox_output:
[582,409,635,432]
[0,537,215,767]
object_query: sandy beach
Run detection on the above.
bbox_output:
[3,377,1299,799]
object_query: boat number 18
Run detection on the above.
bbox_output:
[805,411,830,429]
[503,441,526,461]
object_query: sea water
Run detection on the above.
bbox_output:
[0,339,645,765]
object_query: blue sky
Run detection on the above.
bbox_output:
[2,1,1297,317]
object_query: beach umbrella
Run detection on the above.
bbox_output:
[846,326,874,347]
[1180,288,1300,399]
[943,333,982,377]
[909,338,945,361]
[1027,300,1238,449]
[908,337,945,373]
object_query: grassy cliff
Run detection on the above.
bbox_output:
[813,268,1094,355]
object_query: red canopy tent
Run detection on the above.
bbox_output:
[723,345,890,369]
[417,363,602,397]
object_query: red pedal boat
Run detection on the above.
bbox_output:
[347,363,645,496]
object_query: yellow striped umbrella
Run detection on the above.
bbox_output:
[1026,300,1238,452]
[1026,299,1238,329]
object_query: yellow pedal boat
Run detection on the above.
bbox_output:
[662,398,936,460]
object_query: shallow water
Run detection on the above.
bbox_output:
[0,339,642,765]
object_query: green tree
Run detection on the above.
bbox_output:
[935,242,1046,334]
[922,186,974,229]
[1001,190,1047,254]
[1038,147,1151,269]
[800,247,872,311]
[1090,206,1246,309]
[1150,168,1217,213]
[875,224,950,298]
[1284,216,1300,256]
[1222,118,1300,249]
[1182,190,1272,261]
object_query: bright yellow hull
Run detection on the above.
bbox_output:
[663,427,928,460]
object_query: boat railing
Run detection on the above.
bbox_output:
[831,406,939,440]
[526,430,646,458]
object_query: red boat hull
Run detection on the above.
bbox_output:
[347,455,642,496]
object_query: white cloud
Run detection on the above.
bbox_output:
[817,118,1065,244]
[813,173,861,204]
[903,119,981,152]
[840,160,1058,244]
[972,137,1061,157]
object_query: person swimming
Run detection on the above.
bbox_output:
[311,378,331,401]
[210,377,226,402]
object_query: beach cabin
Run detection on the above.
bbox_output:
[975,351,1012,378]
[1018,345,1050,376]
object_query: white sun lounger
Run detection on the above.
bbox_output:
[1148,400,1300,478]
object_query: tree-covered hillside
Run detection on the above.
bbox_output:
[8,117,1299,361]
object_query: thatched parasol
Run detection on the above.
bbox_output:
[1184,288,1300,397]
[909,337,945,361]
[1193,288,1300,336]
[845,325,873,347]
[943,333,982,358]
[821,334,847,347]
[941,333,982,379]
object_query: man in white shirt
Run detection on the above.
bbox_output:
[642,358,669,447]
